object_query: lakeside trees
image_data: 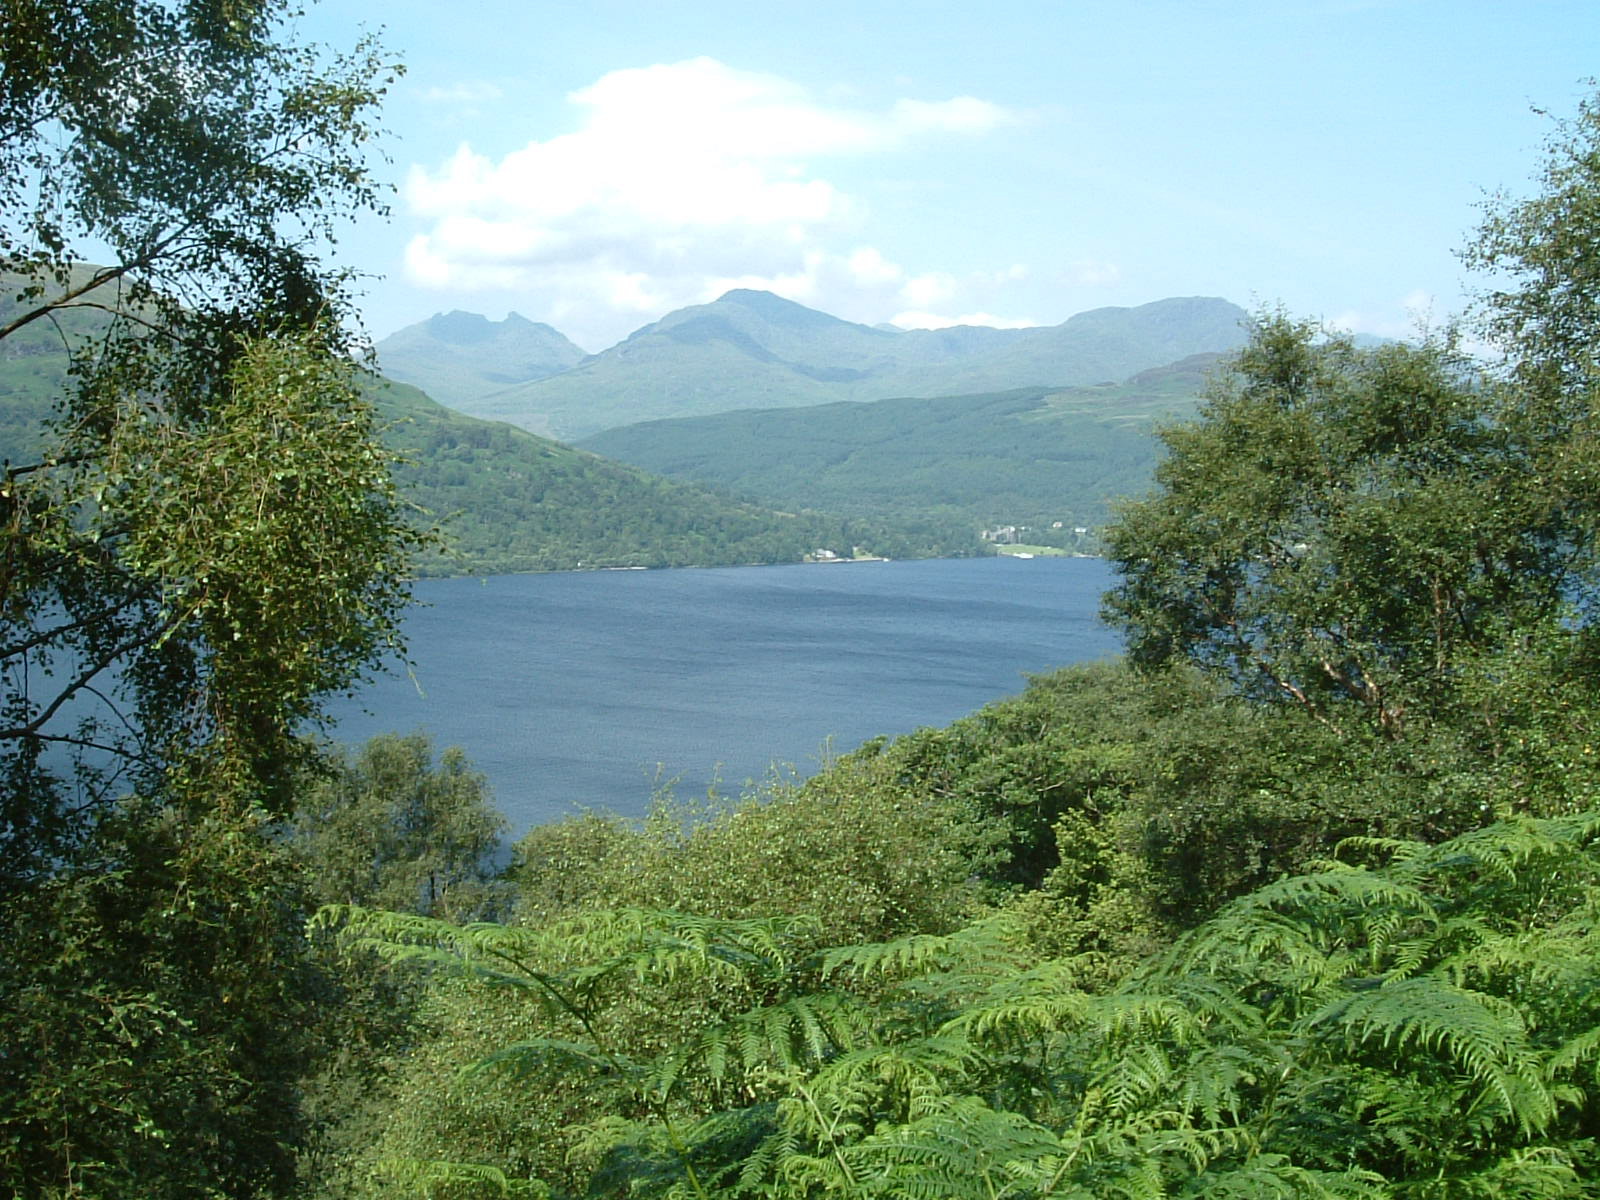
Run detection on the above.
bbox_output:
[1101,317,1599,743]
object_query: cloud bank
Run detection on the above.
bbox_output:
[403,57,1029,347]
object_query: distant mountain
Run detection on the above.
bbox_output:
[0,279,973,575]
[453,291,1248,441]
[579,353,1224,537]
[375,310,585,410]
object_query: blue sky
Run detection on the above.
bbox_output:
[299,1,1598,352]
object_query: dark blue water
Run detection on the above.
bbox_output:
[327,556,1119,836]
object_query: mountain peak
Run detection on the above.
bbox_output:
[715,288,798,309]
[425,309,498,345]
[377,310,586,409]
[711,288,868,331]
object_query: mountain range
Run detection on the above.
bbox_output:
[6,277,1253,575]
[377,291,1250,442]
[0,273,976,575]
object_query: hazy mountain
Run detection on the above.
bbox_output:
[375,310,586,410]
[455,291,1248,441]
[0,280,972,575]
[579,353,1224,536]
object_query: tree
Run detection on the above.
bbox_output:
[294,732,507,921]
[1101,315,1593,740]
[0,2,414,1194]
[1103,86,1600,781]
[0,0,408,871]
[1464,87,1600,400]
[1462,89,1600,646]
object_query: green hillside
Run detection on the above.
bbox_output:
[0,266,123,463]
[370,378,979,574]
[579,353,1219,539]
[464,291,1246,440]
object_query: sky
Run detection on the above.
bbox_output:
[296,0,1598,353]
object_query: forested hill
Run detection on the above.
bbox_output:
[412,290,1248,440]
[579,353,1219,537]
[371,377,980,574]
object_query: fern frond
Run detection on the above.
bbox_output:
[1180,1154,1386,1199]
[836,1095,1064,1200]
[1168,869,1437,981]
[1310,976,1555,1133]
[652,990,871,1094]
[1416,1142,1584,1200]
[793,1034,986,1135]
[1087,978,1255,1051]
[820,914,1021,984]
[1545,1023,1600,1078]
[461,1037,641,1086]
[577,908,821,990]
[1089,1044,1176,1127]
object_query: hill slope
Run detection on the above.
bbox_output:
[461,292,1247,440]
[371,379,978,574]
[579,354,1221,538]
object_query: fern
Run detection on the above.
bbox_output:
[1177,1155,1386,1199]
[321,811,1600,1200]
[1311,976,1555,1133]
[826,1095,1064,1200]
[821,915,1022,985]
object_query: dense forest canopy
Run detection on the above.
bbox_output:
[4,2,1600,1197]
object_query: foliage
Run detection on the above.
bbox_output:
[289,733,509,1197]
[512,753,998,942]
[1,803,324,1198]
[0,0,393,338]
[293,731,507,921]
[333,811,1600,1199]
[0,2,412,1195]
[1464,86,1600,399]
[1102,315,1598,740]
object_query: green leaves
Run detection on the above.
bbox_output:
[338,811,1600,1199]
[0,6,413,1195]
[1104,314,1590,743]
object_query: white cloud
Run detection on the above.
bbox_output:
[900,272,956,308]
[401,57,1022,347]
[891,310,1039,331]
[847,246,905,287]
[891,96,1016,134]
